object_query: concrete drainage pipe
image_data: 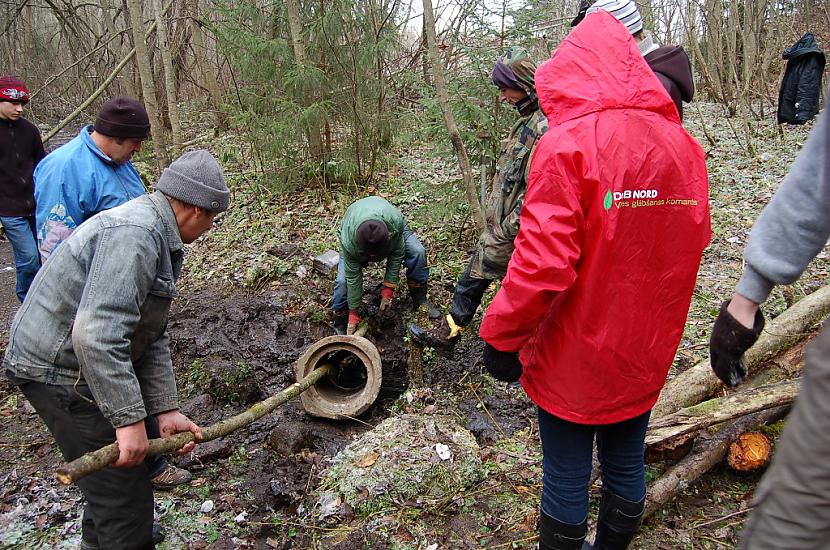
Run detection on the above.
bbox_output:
[295,334,382,419]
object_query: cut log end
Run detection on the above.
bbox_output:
[727,432,772,472]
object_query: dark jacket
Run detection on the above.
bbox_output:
[0,117,45,217]
[645,45,694,121]
[778,33,825,124]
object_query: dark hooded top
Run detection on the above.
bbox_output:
[0,116,45,217]
[778,33,825,124]
[645,45,694,121]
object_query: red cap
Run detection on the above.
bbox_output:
[0,76,30,103]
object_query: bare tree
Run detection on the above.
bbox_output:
[422,0,485,233]
[151,0,182,155]
[126,0,170,169]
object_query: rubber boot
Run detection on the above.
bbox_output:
[407,280,441,319]
[408,314,463,350]
[332,310,348,335]
[592,489,645,550]
[539,510,588,550]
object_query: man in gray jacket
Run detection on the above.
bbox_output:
[709,100,830,548]
[4,150,230,550]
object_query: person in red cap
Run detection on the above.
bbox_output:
[0,75,46,302]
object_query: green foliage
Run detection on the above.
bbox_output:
[212,0,409,189]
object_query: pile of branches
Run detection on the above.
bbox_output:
[641,286,830,518]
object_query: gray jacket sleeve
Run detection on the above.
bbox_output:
[72,226,168,428]
[737,107,830,303]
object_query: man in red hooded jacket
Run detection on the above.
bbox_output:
[479,10,710,550]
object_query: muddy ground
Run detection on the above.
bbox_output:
[0,233,779,550]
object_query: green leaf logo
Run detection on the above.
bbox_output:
[603,190,613,210]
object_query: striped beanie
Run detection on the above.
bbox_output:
[586,0,644,35]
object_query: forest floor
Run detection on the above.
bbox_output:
[0,102,826,549]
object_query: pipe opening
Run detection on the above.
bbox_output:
[317,350,368,396]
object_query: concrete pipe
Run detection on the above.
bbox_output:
[295,334,382,419]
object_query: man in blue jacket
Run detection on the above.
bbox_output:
[34,97,192,492]
[34,96,149,262]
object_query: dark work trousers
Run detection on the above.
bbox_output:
[449,254,493,327]
[7,372,155,549]
[739,323,830,549]
[538,407,650,525]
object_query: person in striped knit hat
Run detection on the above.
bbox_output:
[573,0,695,120]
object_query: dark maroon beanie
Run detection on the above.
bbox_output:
[94,96,151,138]
[357,220,390,256]
[0,76,29,103]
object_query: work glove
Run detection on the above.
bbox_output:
[709,300,765,386]
[347,310,360,335]
[482,343,523,383]
[379,283,395,313]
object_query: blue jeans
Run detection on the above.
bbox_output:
[332,223,428,312]
[0,216,40,302]
[538,407,650,525]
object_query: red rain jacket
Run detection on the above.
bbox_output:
[479,11,711,425]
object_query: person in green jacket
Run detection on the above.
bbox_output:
[332,196,439,334]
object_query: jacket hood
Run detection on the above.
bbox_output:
[537,11,679,126]
[645,45,695,102]
[783,32,825,61]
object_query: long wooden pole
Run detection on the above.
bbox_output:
[56,364,331,485]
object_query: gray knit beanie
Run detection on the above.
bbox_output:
[156,150,230,212]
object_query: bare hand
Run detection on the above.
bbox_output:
[727,293,760,329]
[114,421,148,468]
[156,410,203,455]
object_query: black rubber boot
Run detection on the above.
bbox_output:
[407,281,441,319]
[592,489,645,550]
[539,510,588,550]
[152,522,165,545]
[408,314,462,350]
[332,310,348,335]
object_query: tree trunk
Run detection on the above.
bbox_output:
[285,0,324,161]
[421,0,485,233]
[652,285,830,418]
[126,0,170,170]
[151,0,182,155]
[187,0,226,132]
[646,378,799,449]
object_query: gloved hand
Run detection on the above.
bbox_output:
[347,310,360,335]
[379,284,395,313]
[482,343,523,382]
[709,300,765,386]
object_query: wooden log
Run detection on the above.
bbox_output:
[55,364,332,485]
[645,379,799,449]
[728,432,772,472]
[652,286,830,418]
[643,406,789,520]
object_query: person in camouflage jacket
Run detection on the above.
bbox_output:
[409,46,548,349]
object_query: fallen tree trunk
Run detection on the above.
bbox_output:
[652,286,830,418]
[56,364,332,485]
[644,405,789,520]
[645,379,799,449]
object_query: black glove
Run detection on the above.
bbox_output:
[482,343,523,382]
[709,300,765,386]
